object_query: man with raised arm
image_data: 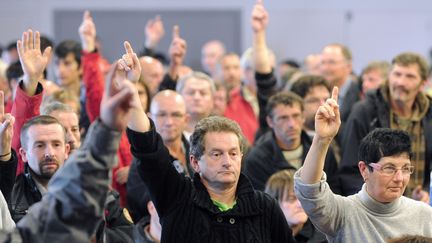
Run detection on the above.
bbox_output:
[294,87,432,242]
[126,67,295,242]
[1,36,138,242]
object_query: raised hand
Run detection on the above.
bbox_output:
[251,0,269,33]
[145,15,165,49]
[315,87,341,141]
[0,91,15,161]
[78,10,97,52]
[17,29,52,94]
[100,63,139,131]
[117,41,141,83]
[169,25,187,67]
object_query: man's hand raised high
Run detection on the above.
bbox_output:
[145,15,165,49]
[251,0,269,33]
[315,87,341,142]
[117,41,141,83]
[78,11,97,53]
[168,25,186,79]
[17,29,51,95]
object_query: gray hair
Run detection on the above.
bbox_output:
[176,71,216,95]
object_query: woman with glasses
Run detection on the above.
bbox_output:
[294,87,432,242]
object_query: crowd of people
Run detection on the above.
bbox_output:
[0,0,431,242]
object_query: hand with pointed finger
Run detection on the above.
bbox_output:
[117,41,141,83]
[78,10,97,52]
[168,25,187,66]
[17,29,52,94]
[101,63,140,131]
[145,15,165,49]
[0,91,15,161]
[251,0,269,33]
[315,87,341,140]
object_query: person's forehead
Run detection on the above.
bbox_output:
[377,154,411,165]
[391,63,421,75]
[55,52,78,63]
[322,46,345,59]
[273,103,302,114]
[26,123,65,140]
[306,85,330,97]
[184,78,211,91]
[152,96,186,113]
[203,131,240,149]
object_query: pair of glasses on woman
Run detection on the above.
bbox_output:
[367,163,414,176]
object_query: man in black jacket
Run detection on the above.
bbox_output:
[243,91,338,191]
[340,52,432,201]
[126,55,295,241]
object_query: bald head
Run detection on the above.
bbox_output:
[150,90,187,143]
[139,56,164,96]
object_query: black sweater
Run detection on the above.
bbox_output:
[126,121,295,243]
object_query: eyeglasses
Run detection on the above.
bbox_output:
[152,112,185,120]
[368,163,414,176]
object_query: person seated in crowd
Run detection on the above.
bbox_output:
[127,89,193,222]
[125,66,295,241]
[201,40,226,80]
[265,169,326,243]
[2,44,137,242]
[244,91,338,191]
[340,52,432,199]
[175,71,215,139]
[294,87,432,241]
[359,60,390,98]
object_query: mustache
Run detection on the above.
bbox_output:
[40,156,59,165]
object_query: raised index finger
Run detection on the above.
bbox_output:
[256,0,263,5]
[331,86,339,104]
[173,25,180,39]
[124,41,134,55]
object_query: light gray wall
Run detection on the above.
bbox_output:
[1,0,432,73]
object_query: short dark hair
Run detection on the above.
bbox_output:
[190,116,245,160]
[40,35,54,79]
[6,42,16,51]
[20,115,66,150]
[266,91,304,118]
[290,75,331,98]
[55,40,82,67]
[358,128,412,169]
[392,52,429,81]
[6,61,23,83]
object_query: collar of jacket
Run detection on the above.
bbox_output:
[192,173,263,216]
[259,130,311,167]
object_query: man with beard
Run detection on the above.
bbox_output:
[10,115,69,222]
[339,52,432,201]
[243,92,338,191]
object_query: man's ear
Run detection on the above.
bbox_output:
[19,147,28,162]
[64,143,70,159]
[266,115,274,129]
[358,161,369,181]
[190,155,200,173]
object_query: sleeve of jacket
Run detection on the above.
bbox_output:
[339,101,372,196]
[11,82,43,175]
[82,51,104,122]
[255,71,277,141]
[126,120,191,218]
[16,119,121,242]
[0,150,17,203]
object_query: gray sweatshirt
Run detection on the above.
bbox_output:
[294,170,432,243]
